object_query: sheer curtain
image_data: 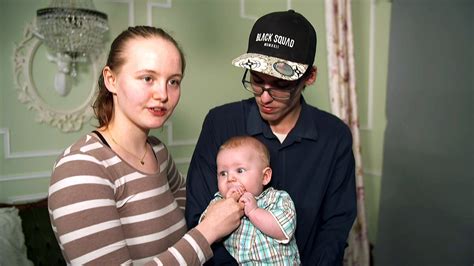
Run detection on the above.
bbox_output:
[324,0,370,265]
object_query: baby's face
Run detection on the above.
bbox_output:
[216,145,266,197]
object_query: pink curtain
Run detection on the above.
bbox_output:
[324,0,370,265]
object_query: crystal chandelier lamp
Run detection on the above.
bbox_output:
[35,0,109,96]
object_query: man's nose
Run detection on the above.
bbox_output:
[260,86,274,103]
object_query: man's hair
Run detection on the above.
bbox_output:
[218,136,270,166]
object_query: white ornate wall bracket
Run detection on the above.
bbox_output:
[13,22,101,132]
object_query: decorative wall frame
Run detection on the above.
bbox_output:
[13,22,101,132]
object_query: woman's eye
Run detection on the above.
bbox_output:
[143,76,153,83]
[169,79,181,87]
[237,168,246,174]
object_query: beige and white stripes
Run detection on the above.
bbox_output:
[48,133,211,265]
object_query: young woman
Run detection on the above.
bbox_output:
[48,26,244,265]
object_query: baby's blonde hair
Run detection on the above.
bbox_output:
[218,136,270,166]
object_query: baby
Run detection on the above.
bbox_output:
[201,136,300,265]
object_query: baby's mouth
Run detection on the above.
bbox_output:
[229,183,244,191]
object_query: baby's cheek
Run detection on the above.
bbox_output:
[217,185,228,196]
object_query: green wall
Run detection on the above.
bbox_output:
[0,0,391,244]
[376,0,473,264]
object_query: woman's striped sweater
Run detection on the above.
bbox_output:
[48,133,212,265]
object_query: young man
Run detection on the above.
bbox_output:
[186,10,357,265]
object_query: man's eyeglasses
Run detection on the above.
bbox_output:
[241,69,301,101]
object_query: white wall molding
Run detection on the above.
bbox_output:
[0,128,63,159]
[0,171,51,182]
[239,0,257,20]
[239,0,293,21]
[5,192,48,204]
[360,0,376,131]
[106,0,135,26]
[147,0,172,26]
[364,168,381,178]
[13,23,101,132]
[0,122,196,182]
[162,122,197,146]
[0,167,382,204]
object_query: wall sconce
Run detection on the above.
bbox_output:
[13,0,109,132]
[35,0,109,96]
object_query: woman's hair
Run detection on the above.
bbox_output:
[93,26,186,128]
[218,136,270,166]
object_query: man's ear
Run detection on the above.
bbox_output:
[262,167,272,186]
[102,66,117,94]
[304,66,317,86]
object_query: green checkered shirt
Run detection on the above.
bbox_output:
[206,187,300,265]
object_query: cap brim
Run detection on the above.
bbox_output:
[232,53,308,81]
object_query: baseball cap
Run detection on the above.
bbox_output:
[232,10,317,81]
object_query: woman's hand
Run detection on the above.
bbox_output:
[196,197,244,244]
[225,186,244,201]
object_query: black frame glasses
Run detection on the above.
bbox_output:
[241,69,301,101]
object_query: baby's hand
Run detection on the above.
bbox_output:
[225,186,244,201]
[239,192,257,216]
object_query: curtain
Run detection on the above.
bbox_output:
[324,0,370,265]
